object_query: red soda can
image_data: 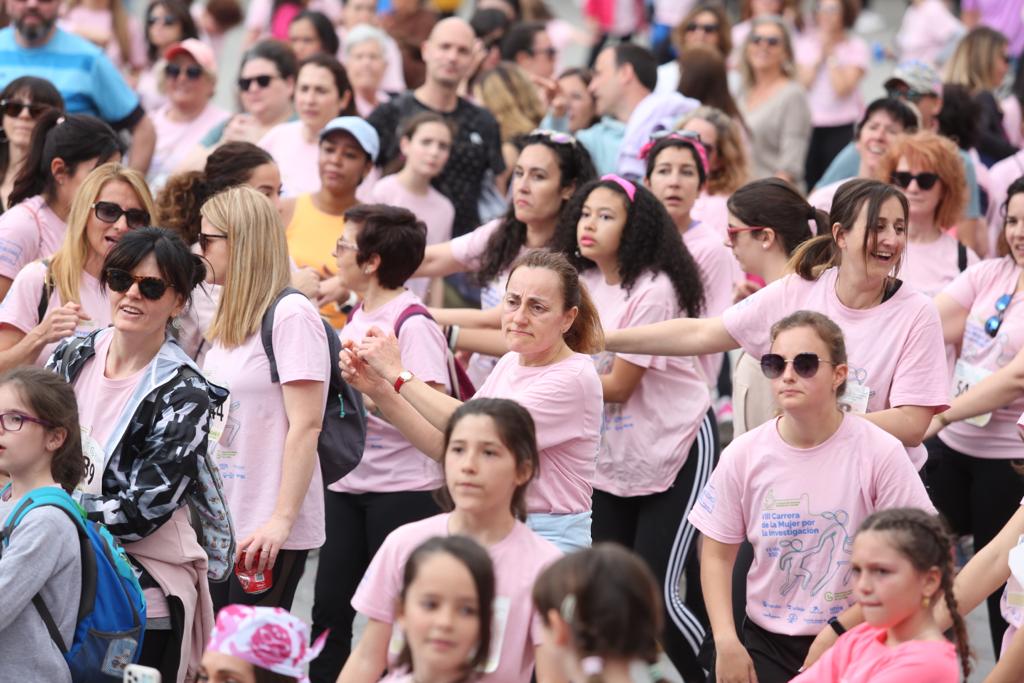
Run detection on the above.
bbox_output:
[235,550,273,594]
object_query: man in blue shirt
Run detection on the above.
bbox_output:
[0,0,155,171]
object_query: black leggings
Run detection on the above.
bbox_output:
[592,410,719,683]
[309,489,440,683]
[924,436,1024,654]
[208,548,310,613]
[704,618,814,683]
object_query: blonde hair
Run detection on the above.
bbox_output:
[875,131,966,228]
[474,62,544,143]
[739,15,795,90]
[201,185,290,348]
[49,163,154,305]
[945,27,1008,93]
[677,105,750,195]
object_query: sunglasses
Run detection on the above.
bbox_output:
[686,22,719,33]
[0,99,50,119]
[726,225,767,236]
[0,410,53,431]
[238,74,277,91]
[198,231,227,252]
[165,63,204,80]
[104,268,175,300]
[751,35,782,47]
[760,352,836,379]
[147,15,178,26]
[92,201,150,230]
[886,86,930,103]
[891,171,939,191]
[985,292,1014,337]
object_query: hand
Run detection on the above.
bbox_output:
[316,273,348,309]
[34,303,89,344]
[715,638,758,683]
[802,624,839,670]
[291,267,320,300]
[354,327,406,384]
[528,73,558,107]
[733,279,762,303]
[237,514,293,572]
[220,114,260,144]
[339,342,391,399]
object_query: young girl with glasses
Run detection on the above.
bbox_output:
[688,310,934,683]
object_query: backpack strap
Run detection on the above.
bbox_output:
[260,287,305,384]
[37,258,53,323]
[394,303,434,337]
[957,241,968,272]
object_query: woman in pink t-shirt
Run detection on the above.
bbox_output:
[794,508,967,683]
[557,174,714,681]
[0,163,154,370]
[920,177,1024,654]
[199,186,328,614]
[689,311,935,682]
[0,112,121,299]
[605,178,950,468]
[0,78,63,211]
[340,398,562,683]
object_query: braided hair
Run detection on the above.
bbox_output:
[858,508,971,679]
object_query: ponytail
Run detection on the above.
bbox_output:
[786,234,840,280]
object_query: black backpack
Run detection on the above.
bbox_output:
[260,288,366,485]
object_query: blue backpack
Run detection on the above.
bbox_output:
[1,485,147,682]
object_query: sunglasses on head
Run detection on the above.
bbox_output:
[686,22,719,33]
[751,34,782,47]
[165,63,204,80]
[104,268,174,300]
[238,74,276,91]
[985,292,1014,337]
[93,201,149,230]
[891,171,939,190]
[760,352,836,379]
[0,99,50,119]
[530,128,576,145]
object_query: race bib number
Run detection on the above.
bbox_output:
[951,360,993,428]
[78,426,105,494]
[838,383,870,414]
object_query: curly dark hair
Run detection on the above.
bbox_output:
[476,133,596,285]
[554,178,705,318]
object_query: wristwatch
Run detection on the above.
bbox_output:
[393,370,413,394]
[827,617,846,636]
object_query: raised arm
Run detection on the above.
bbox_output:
[412,242,470,279]
[604,316,739,357]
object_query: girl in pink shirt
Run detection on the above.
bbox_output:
[340,398,562,683]
[556,173,714,681]
[794,508,967,683]
[688,311,935,683]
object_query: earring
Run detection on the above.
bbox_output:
[762,244,768,250]
[922,595,931,608]
[364,268,371,274]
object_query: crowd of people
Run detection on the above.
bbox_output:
[1,0,1024,682]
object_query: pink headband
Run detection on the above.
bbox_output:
[206,605,327,682]
[601,174,637,202]
[638,133,709,178]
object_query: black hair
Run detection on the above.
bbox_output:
[344,204,427,288]
[613,43,657,92]
[101,227,206,307]
[0,76,64,182]
[252,669,297,683]
[144,0,199,64]
[9,111,122,209]
[937,83,980,151]
[500,21,545,61]
[298,53,357,116]
[477,133,597,285]
[470,7,510,41]
[643,135,707,187]
[856,97,919,138]
[557,178,705,317]
[289,10,340,56]
[242,38,300,81]
[727,178,824,255]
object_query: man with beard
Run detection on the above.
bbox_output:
[0,0,156,172]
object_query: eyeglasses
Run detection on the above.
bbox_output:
[686,22,719,33]
[147,15,178,26]
[760,353,836,379]
[985,292,1014,337]
[0,411,53,432]
[0,99,50,119]
[530,129,576,145]
[165,63,204,80]
[198,231,227,252]
[238,74,278,91]
[891,171,939,191]
[104,268,175,300]
[92,201,150,230]
[332,238,358,257]
[751,34,782,47]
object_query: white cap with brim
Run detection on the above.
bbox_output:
[319,116,380,163]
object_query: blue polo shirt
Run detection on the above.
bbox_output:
[0,27,139,125]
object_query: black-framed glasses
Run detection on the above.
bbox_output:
[891,171,939,191]
[198,232,228,252]
[985,292,1014,337]
[751,34,782,47]
[147,15,178,26]
[104,268,175,300]
[238,74,277,91]
[0,411,54,432]
[0,99,50,119]
[760,353,836,379]
[165,63,204,80]
[92,201,149,230]
[686,22,719,33]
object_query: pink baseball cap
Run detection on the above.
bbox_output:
[164,38,217,77]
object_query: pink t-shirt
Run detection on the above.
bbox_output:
[999,496,1024,657]
[258,121,320,197]
[938,258,1024,459]
[901,233,979,298]
[202,294,328,550]
[0,261,108,364]
[477,352,602,514]
[808,180,842,214]
[0,196,67,279]
[59,6,147,71]
[683,221,739,384]
[791,622,958,683]
[352,513,562,683]
[368,175,455,300]
[688,414,935,636]
[691,193,729,240]
[721,267,950,469]
[895,0,963,68]
[984,151,1024,254]
[149,103,231,189]
[332,290,449,494]
[795,32,869,128]
[245,0,342,34]
[583,269,710,496]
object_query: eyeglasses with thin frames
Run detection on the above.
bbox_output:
[0,411,54,432]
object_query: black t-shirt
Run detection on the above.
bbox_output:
[368,92,505,237]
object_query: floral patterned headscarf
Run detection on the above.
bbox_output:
[206,605,327,682]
